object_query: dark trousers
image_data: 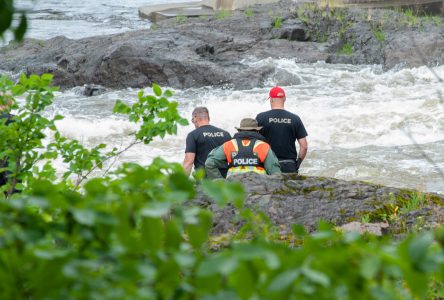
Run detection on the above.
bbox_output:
[279,160,299,173]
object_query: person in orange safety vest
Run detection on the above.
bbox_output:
[205,118,281,179]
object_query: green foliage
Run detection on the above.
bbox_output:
[0,0,27,41]
[175,15,187,24]
[245,8,254,18]
[338,43,353,55]
[361,214,370,224]
[273,16,282,29]
[402,8,418,26]
[399,191,427,214]
[113,83,188,144]
[372,26,385,43]
[430,16,442,27]
[295,4,354,43]
[216,10,231,20]
[1,176,444,299]
[422,14,442,27]
[2,72,444,299]
[199,15,208,21]
[0,75,187,196]
[0,74,60,196]
[149,23,158,31]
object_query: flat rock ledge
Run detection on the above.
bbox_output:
[192,173,444,237]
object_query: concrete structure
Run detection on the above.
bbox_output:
[139,0,444,22]
[202,0,280,10]
[139,0,281,22]
[139,2,214,22]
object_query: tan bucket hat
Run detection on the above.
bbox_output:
[235,118,263,131]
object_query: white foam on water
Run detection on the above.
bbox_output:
[20,58,443,193]
[3,1,443,193]
[54,116,137,144]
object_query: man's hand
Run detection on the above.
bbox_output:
[296,158,303,170]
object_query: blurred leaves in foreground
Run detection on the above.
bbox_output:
[0,74,443,299]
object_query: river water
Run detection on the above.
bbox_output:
[4,1,444,194]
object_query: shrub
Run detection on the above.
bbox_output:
[1,74,444,299]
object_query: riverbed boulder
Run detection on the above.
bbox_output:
[193,173,444,237]
[0,1,443,90]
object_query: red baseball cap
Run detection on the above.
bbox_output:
[269,86,286,99]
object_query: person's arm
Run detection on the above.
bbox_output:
[297,137,308,160]
[205,145,227,179]
[182,152,195,176]
[296,137,308,169]
[183,132,197,176]
[264,149,281,175]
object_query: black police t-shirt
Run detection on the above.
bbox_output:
[256,109,307,160]
[185,125,231,169]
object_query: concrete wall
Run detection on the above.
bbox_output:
[202,0,280,10]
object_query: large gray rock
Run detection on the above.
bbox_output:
[0,1,443,90]
[193,173,444,236]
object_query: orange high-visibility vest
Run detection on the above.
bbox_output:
[223,138,270,175]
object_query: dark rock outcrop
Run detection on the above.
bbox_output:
[193,173,444,236]
[0,1,443,90]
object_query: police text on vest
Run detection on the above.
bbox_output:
[233,158,258,165]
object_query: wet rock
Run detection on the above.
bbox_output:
[75,84,108,96]
[0,1,442,90]
[337,221,389,236]
[273,69,302,86]
[195,43,215,58]
[278,19,309,41]
[193,173,444,237]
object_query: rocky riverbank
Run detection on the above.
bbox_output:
[0,1,443,90]
[193,173,444,237]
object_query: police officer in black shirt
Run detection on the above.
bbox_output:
[183,107,231,177]
[256,86,308,173]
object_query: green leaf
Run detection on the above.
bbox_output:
[268,270,300,292]
[197,254,239,277]
[292,224,307,237]
[403,268,429,298]
[302,267,330,287]
[174,253,196,268]
[165,219,182,250]
[360,256,381,279]
[178,118,189,126]
[140,202,172,218]
[40,73,53,83]
[163,89,173,97]
[168,173,195,199]
[408,232,434,268]
[84,178,108,195]
[33,249,71,260]
[201,180,245,207]
[141,216,164,252]
[186,210,212,250]
[72,208,96,226]
[228,264,255,300]
[0,6,13,33]
[152,83,162,97]
[113,100,130,114]
[13,14,27,41]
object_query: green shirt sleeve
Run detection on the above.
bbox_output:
[205,145,227,179]
[264,149,282,175]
